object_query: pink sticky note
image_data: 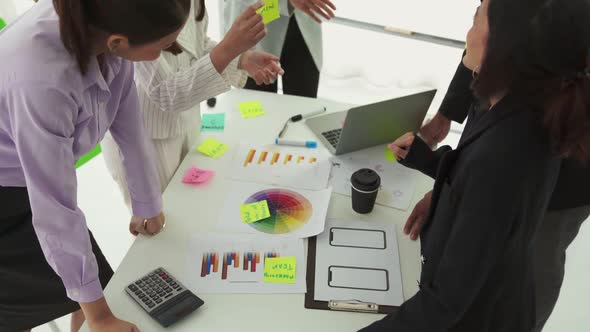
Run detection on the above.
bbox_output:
[182,166,215,185]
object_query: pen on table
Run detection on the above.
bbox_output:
[278,107,327,138]
[275,138,318,148]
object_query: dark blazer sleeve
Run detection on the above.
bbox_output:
[438,57,474,124]
[399,136,452,179]
[359,154,534,332]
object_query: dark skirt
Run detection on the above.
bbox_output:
[0,186,114,331]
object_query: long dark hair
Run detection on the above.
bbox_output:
[53,0,191,74]
[473,0,590,162]
[165,0,206,55]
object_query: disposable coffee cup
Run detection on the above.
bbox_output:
[351,168,381,214]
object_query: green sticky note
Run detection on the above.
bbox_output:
[0,17,6,30]
[201,113,225,132]
[239,101,265,119]
[197,138,229,158]
[264,256,296,284]
[256,0,280,25]
[385,147,397,162]
[240,200,271,224]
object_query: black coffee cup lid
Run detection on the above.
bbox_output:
[351,168,381,192]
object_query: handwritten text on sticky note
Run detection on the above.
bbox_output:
[240,200,271,224]
[256,0,280,25]
[264,256,296,284]
[201,113,225,132]
[239,101,265,119]
[197,138,229,159]
[182,166,215,185]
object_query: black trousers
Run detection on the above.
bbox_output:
[0,186,113,331]
[533,205,590,332]
[245,16,320,98]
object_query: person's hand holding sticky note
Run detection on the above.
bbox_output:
[256,0,280,24]
[201,113,225,132]
[197,138,229,158]
[182,166,215,184]
[264,256,296,284]
[239,101,265,119]
[240,200,271,224]
[385,146,397,162]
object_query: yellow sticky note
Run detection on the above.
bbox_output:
[264,256,296,284]
[385,147,397,162]
[256,0,281,25]
[239,101,265,119]
[240,200,271,224]
[197,138,229,159]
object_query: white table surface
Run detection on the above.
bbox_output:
[83,89,433,332]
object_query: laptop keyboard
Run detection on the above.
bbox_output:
[322,129,343,149]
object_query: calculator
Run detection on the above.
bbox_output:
[125,267,204,327]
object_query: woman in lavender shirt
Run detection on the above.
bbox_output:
[0,0,248,330]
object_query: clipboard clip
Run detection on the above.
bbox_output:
[328,300,379,313]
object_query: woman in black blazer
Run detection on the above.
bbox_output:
[360,0,590,331]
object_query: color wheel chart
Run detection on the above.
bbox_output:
[244,189,313,234]
[200,251,281,280]
[243,149,318,167]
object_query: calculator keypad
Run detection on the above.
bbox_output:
[125,268,188,313]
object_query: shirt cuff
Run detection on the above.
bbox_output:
[223,55,248,88]
[66,278,104,303]
[131,195,163,218]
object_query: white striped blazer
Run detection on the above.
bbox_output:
[135,0,247,139]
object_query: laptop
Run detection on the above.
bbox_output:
[306,89,436,155]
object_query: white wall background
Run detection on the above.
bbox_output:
[2,1,589,332]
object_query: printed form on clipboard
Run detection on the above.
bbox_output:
[306,219,404,314]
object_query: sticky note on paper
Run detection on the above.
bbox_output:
[264,256,296,284]
[240,200,271,224]
[256,0,280,25]
[182,166,215,184]
[239,101,265,119]
[385,147,397,162]
[201,113,225,132]
[197,138,229,158]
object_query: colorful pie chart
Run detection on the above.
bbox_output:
[244,189,313,234]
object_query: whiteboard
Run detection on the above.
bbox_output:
[333,0,478,41]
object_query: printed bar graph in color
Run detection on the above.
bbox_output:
[244,149,256,167]
[283,154,293,165]
[271,153,281,165]
[257,151,268,164]
[201,252,220,277]
[202,251,272,280]
[241,149,317,167]
[221,251,241,280]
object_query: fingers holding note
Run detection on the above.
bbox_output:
[289,0,337,23]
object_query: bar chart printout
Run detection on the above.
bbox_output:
[231,144,331,190]
[186,233,306,294]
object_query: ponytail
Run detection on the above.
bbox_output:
[543,72,590,163]
[53,0,92,75]
[196,0,206,22]
[164,0,206,55]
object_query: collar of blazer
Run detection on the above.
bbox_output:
[176,0,199,58]
[455,93,522,152]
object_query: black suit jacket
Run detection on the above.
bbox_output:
[438,61,590,210]
[359,95,560,332]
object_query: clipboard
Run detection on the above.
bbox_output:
[305,235,399,314]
